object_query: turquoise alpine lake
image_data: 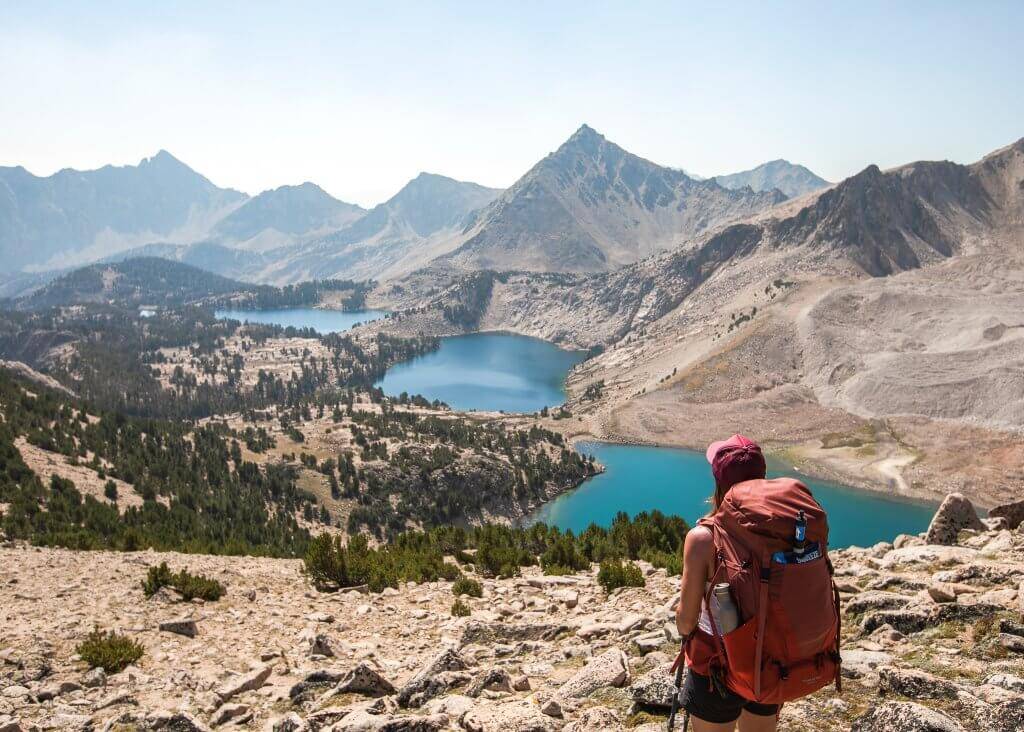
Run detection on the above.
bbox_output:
[375,332,587,413]
[207,307,931,547]
[530,442,936,549]
[214,308,385,333]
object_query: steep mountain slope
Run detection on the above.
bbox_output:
[0,151,246,271]
[260,173,501,283]
[714,159,830,198]
[211,182,365,251]
[442,125,786,273]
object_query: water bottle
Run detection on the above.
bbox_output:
[712,583,739,634]
[793,510,807,556]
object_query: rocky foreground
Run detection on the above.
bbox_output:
[3,493,1024,731]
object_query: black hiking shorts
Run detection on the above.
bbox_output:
[680,669,780,724]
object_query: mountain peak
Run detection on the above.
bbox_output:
[566,123,605,146]
[144,149,186,168]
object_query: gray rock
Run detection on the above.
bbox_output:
[991,699,1024,732]
[563,707,621,731]
[83,667,107,688]
[927,582,957,603]
[288,668,345,701]
[270,712,307,732]
[465,667,513,697]
[397,647,467,708]
[851,701,963,731]
[540,698,562,718]
[159,618,198,638]
[511,674,531,691]
[210,703,249,727]
[632,631,666,654]
[145,711,212,731]
[840,649,893,678]
[463,700,554,731]
[935,602,1005,624]
[844,590,911,615]
[926,493,984,545]
[555,647,629,699]
[308,634,335,657]
[1000,618,1024,637]
[933,564,1024,586]
[862,609,932,635]
[0,716,22,732]
[334,709,447,731]
[629,665,676,708]
[999,633,1024,653]
[881,545,977,569]
[215,664,272,702]
[878,667,961,699]
[989,499,1024,530]
[985,673,1024,693]
[460,622,567,645]
[333,662,396,697]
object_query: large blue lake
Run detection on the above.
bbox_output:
[211,307,933,548]
[215,308,385,333]
[531,442,935,548]
[375,332,587,413]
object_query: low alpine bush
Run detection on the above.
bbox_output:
[452,575,483,598]
[76,628,144,673]
[597,558,645,592]
[142,562,225,601]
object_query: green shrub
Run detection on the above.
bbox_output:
[76,628,144,673]
[452,575,483,598]
[142,562,225,601]
[304,533,458,592]
[598,558,645,592]
[540,534,589,574]
[451,598,471,617]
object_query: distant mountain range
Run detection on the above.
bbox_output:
[0,150,245,271]
[0,128,832,282]
[714,159,830,198]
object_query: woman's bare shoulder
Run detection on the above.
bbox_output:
[684,525,714,560]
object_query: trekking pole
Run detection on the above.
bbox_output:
[667,639,688,731]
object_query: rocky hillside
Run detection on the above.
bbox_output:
[2,492,1024,731]
[443,125,785,273]
[714,159,830,198]
[0,151,246,272]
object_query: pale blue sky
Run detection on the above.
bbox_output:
[1,1,1021,207]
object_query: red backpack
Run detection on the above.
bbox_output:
[678,477,842,704]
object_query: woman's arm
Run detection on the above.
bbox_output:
[676,526,714,637]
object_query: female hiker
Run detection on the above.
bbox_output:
[672,435,842,731]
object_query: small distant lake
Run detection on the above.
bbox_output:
[375,332,587,413]
[214,307,385,334]
[530,442,936,549]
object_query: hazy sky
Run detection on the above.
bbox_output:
[2,1,1022,207]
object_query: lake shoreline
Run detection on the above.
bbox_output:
[533,438,936,547]
[563,431,941,512]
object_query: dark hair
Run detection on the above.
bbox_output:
[710,447,767,512]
